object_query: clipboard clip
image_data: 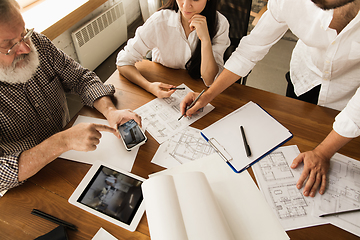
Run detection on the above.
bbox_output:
[201,132,233,163]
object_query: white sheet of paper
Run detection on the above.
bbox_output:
[202,101,292,173]
[149,154,289,240]
[151,126,215,168]
[91,228,118,240]
[252,145,332,230]
[59,115,138,171]
[134,83,214,144]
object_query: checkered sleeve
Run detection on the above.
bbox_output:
[33,33,115,107]
[0,152,24,191]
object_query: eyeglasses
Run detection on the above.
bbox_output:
[0,28,34,56]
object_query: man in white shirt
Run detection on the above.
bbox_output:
[180,0,360,197]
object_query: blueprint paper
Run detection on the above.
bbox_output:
[60,116,138,172]
[134,84,214,144]
[252,145,331,231]
[312,153,360,237]
[151,127,216,168]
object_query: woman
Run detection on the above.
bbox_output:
[116,0,230,98]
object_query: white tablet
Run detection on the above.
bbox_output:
[68,161,146,232]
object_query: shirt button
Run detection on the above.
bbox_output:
[34,103,39,107]
[45,118,50,121]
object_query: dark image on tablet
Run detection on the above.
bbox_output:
[77,165,143,225]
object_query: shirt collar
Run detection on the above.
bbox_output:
[167,10,181,28]
[320,9,334,30]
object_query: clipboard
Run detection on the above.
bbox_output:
[201,101,293,173]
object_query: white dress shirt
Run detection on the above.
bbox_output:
[225,0,360,138]
[116,9,230,85]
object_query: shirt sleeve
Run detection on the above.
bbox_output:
[116,12,161,67]
[333,87,360,138]
[224,0,289,77]
[212,12,230,79]
[0,152,24,191]
[34,33,115,107]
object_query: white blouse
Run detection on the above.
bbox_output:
[116,9,230,84]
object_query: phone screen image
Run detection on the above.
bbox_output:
[118,119,147,150]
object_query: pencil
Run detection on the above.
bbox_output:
[178,89,205,121]
[31,209,78,231]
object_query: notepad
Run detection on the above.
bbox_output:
[201,101,292,173]
[142,154,289,240]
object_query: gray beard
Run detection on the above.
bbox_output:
[0,41,40,84]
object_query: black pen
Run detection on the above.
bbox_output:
[240,126,251,157]
[178,89,205,121]
[31,209,78,231]
[170,87,185,90]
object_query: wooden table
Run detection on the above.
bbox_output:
[1,60,359,240]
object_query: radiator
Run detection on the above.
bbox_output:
[71,2,127,71]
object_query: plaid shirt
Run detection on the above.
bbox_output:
[0,32,115,191]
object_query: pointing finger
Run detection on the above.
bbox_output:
[94,124,116,134]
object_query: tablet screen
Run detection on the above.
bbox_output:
[76,165,143,225]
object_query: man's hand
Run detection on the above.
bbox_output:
[148,82,176,98]
[180,91,209,117]
[64,123,116,151]
[291,150,330,197]
[105,109,142,138]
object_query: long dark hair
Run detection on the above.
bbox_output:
[160,0,219,79]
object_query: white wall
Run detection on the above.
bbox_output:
[52,0,141,62]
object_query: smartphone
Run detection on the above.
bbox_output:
[118,119,147,151]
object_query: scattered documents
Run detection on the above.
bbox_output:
[134,84,214,144]
[143,154,289,240]
[60,116,138,171]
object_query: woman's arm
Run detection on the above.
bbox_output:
[190,15,219,86]
[117,65,176,98]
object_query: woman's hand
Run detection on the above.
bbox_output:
[189,14,211,43]
[148,82,176,98]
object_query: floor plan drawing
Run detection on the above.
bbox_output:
[268,183,308,219]
[312,154,360,237]
[135,84,214,144]
[151,127,216,169]
[314,159,360,216]
[253,145,360,237]
[253,145,327,231]
[258,151,294,181]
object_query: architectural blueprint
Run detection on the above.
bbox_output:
[134,84,214,144]
[253,145,360,237]
[252,145,331,230]
[151,127,216,168]
[313,153,360,237]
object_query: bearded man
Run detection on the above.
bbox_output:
[0,0,141,191]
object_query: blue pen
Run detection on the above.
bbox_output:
[200,132,232,162]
